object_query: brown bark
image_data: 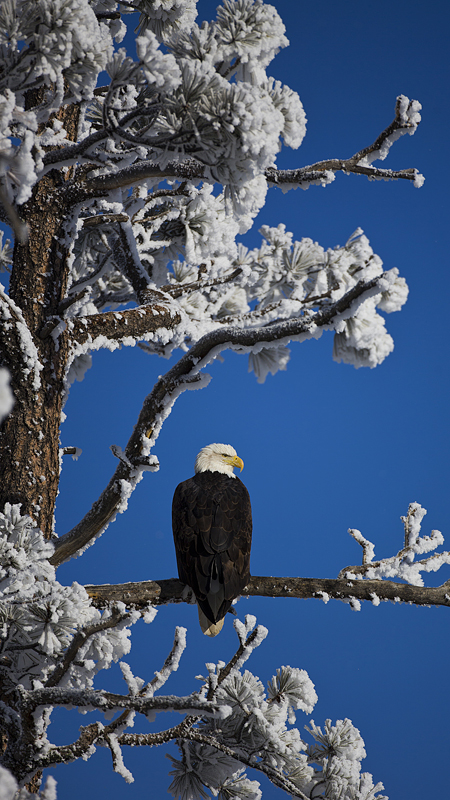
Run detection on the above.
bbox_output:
[84,575,450,610]
[0,175,73,535]
[25,771,42,795]
[68,300,181,346]
[0,103,81,535]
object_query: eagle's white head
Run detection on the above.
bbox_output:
[195,443,244,478]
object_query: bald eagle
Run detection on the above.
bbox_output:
[172,443,252,637]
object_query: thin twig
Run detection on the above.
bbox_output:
[160,267,243,299]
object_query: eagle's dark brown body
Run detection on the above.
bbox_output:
[172,471,252,630]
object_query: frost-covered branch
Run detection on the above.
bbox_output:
[78,158,206,195]
[114,625,266,747]
[44,610,132,689]
[84,503,450,613]
[339,502,450,586]
[50,272,388,566]
[266,95,424,189]
[159,267,243,299]
[72,95,423,199]
[17,686,225,718]
[117,620,315,799]
[148,625,187,696]
[157,616,382,800]
[111,219,158,303]
[85,574,450,611]
[181,728,310,800]
[65,293,182,347]
[101,626,188,739]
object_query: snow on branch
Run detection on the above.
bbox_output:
[17,685,227,720]
[7,624,192,786]
[147,625,187,696]
[50,272,388,567]
[69,96,423,199]
[63,292,182,348]
[266,95,424,190]
[157,616,382,800]
[339,502,450,586]
[85,573,450,612]
[0,284,43,392]
[114,619,317,799]
[44,610,134,690]
[98,626,189,753]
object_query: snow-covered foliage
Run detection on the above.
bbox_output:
[0,0,113,204]
[0,503,144,780]
[0,0,420,565]
[166,618,387,800]
[0,524,388,800]
[0,0,416,392]
[0,502,140,688]
[306,720,388,800]
[341,503,450,587]
[0,765,57,800]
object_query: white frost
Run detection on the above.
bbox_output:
[0,367,14,422]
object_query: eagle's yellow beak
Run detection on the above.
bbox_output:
[225,455,244,472]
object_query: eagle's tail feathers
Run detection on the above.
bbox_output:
[198,605,225,637]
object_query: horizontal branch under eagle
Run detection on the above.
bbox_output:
[85,575,450,610]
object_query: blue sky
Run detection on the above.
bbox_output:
[12,0,450,797]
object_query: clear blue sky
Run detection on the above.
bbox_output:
[28,0,450,797]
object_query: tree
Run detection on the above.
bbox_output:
[0,0,448,798]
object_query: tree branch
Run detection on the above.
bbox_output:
[41,128,108,169]
[268,95,423,187]
[102,626,188,738]
[114,626,309,798]
[64,295,182,348]
[115,724,309,800]
[18,686,223,717]
[44,611,132,689]
[68,96,422,200]
[183,729,310,800]
[14,686,228,776]
[159,267,243,299]
[266,164,420,187]
[49,273,386,567]
[112,220,155,302]
[84,575,450,610]
[76,158,206,196]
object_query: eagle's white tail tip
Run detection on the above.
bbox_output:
[198,606,225,637]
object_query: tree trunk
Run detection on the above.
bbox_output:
[0,102,80,536]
